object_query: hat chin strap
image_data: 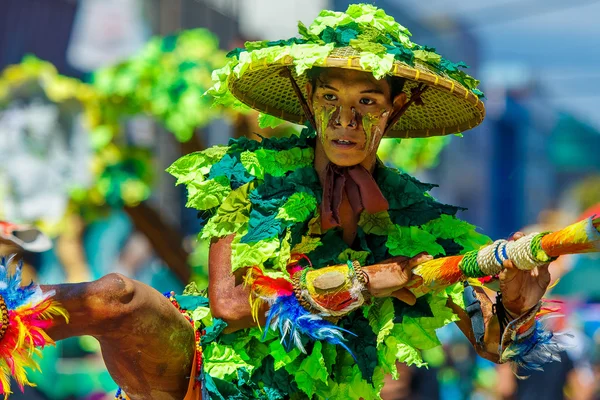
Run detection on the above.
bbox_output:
[282,67,317,130]
[384,83,428,135]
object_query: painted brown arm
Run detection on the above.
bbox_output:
[42,274,195,400]
[208,234,265,332]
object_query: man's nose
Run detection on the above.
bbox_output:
[334,106,357,128]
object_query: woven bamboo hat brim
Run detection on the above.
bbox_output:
[228,46,485,139]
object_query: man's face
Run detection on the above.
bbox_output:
[307,68,405,167]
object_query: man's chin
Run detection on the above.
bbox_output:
[326,154,366,167]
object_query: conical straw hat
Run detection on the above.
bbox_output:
[208,4,485,138]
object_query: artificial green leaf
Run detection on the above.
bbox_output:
[269,340,301,371]
[455,229,492,253]
[276,192,317,223]
[291,235,322,255]
[446,282,465,309]
[346,365,378,400]
[177,294,208,310]
[240,151,263,178]
[230,236,280,272]
[201,319,227,345]
[395,339,427,367]
[258,113,286,129]
[289,43,335,75]
[202,183,253,239]
[203,342,254,380]
[308,10,353,36]
[185,176,231,211]
[423,214,475,240]
[209,154,254,186]
[413,49,441,64]
[386,224,446,257]
[359,50,395,79]
[295,342,328,398]
[272,229,292,272]
[337,248,369,266]
[254,147,314,178]
[166,145,228,185]
[367,298,395,347]
[349,39,387,55]
[390,291,460,351]
[190,306,211,325]
[359,211,394,235]
[242,211,284,244]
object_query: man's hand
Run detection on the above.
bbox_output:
[499,232,552,316]
[362,253,432,305]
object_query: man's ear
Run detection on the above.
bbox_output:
[392,92,407,113]
[305,82,314,109]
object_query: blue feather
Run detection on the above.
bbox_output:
[0,256,38,309]
[503,320,567,375]
[264,294,357,357]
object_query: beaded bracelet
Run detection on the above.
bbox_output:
[0,295,9,342]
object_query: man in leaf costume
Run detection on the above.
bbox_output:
[0,4,569,400]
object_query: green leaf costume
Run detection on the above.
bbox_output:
[169,128,491,399]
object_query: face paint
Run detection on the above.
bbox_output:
[315,104,337,144]
[361,112,383,152]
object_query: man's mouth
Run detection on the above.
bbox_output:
[331,139,358,149]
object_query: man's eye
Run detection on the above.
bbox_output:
[323,94,337,101]
[360,98,375,105]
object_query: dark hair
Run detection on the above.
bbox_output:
[305,67,406,101]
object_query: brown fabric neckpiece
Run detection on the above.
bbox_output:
[321,163,389,231]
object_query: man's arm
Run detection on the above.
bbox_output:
[208,234,264,332]
[43,274,195,400]
[448,287,502,362]
[208,235,427,332]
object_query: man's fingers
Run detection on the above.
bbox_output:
[408,253,433,269]
[510,232,525,241]
[500,259,518,282]
[390,288,416,306]
[502,259,516,270]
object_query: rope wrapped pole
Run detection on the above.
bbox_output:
[408,216,600,297]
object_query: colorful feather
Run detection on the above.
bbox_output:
[501,319,567,375]
[264,294,356,356]
[244,266,294,325]
[0,257,68,398]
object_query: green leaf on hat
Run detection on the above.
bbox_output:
[257,112,287,129]
[414,49,442,65]
[358,52,395,79]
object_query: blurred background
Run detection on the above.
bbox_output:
[0,0,598,399]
